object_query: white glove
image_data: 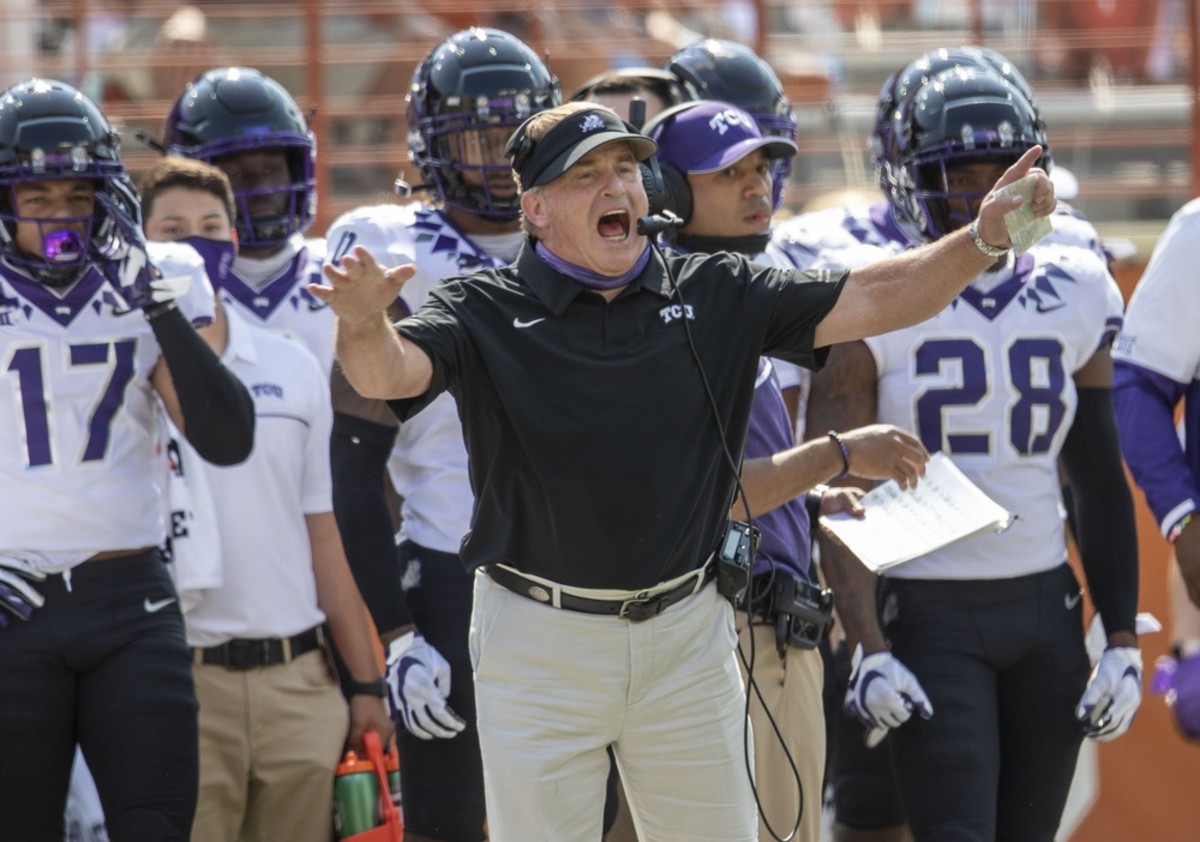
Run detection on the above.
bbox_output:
[844,643,933,746]
[385,632,466,740]
[1076,646,1142,741]
[147,273,193,304]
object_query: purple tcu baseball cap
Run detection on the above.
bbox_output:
[649,101,797,175]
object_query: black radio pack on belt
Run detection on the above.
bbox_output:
[768,574,834,658]
[716,520,758,605]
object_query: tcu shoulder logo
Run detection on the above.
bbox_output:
[708,109,753,136]
[579,113,607,133]
[658,303,695,325]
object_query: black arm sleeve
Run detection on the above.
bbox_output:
[149,305,254,466]
[330,411,414,633]
[1060,387,1139,637]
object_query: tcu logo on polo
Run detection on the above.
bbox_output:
[658,303,695,325]
[251,382,284,399]
[708,109,753,136]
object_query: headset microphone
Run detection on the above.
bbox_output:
[628,98,647,132]
[636,210,683,237]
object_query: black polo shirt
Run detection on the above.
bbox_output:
[389,241,846,589]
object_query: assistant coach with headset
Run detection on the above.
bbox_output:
[311,101,1055,842]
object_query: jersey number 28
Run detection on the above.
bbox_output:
[914,336,1067,456]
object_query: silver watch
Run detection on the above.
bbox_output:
[968,220,1010,258]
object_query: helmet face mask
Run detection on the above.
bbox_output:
[163,67,316,250]
[407,28,561,221]
[0,79,131,287]
[887,66,1049,241]
[664,39,796,211]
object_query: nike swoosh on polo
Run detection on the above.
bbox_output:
[513,317,546,329]
[144,597,177,613]
[1064,592,1082,610]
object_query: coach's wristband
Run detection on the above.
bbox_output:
[828,431,851,478]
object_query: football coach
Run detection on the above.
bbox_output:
[311,102,1055,842]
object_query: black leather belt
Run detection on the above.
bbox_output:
[195,626,324,671]
[485,564,715,623]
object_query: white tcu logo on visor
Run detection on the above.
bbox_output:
[579,114,607,133]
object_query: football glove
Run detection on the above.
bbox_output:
[1077,646,1142,741]
[1151,650,1200,741]
[0,557,47,628]
[844,643,933,746]
[93,179,190,313]
[385,632,466,740]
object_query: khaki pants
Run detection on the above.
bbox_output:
[471,573,757,842]
[735,614,826,842]
[603,615,826,842]
[191,649,349,842]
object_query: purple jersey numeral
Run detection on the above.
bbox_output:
[914,337,1067,457]
[915,338,989,454]
[4,339,138,468]
[1008,338,1066,455]
[5,346,52,467]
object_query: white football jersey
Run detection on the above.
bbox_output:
[220,235,333,377]
[325,203,518,552]
[862,243,1124,579]
[1113,196,1200,385]
[0,262,170,555]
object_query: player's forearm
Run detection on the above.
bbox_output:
[309,512,385,682]
[334,312,429,400]
[1063,388,1139,636]
[151,305,255,465]
[819,534,888,652]
[330,412,415,632]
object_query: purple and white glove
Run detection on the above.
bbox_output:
[1077,646,1143,741]
[844,642,933,747]
[385,631,466,740]
[1152,650,1200,741]
[93,179,188,313]
[0,557,47,628]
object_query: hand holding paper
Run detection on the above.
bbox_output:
[819,452,1013,573]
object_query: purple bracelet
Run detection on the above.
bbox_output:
[827,430,851,478]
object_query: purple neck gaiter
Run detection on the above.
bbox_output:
[535,240,651,291]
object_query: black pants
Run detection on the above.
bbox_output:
[881,564,1089,842]
[397,541,487,841]
[825,637,908,830]
[0,550,198,841]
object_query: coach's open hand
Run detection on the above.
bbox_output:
[310,245,417,326]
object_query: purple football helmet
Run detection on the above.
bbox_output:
[163,67,315,250]
[887,65,1049,241]
[664,39,797,211]
[0,78,134,287]
[406,28,561,222]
